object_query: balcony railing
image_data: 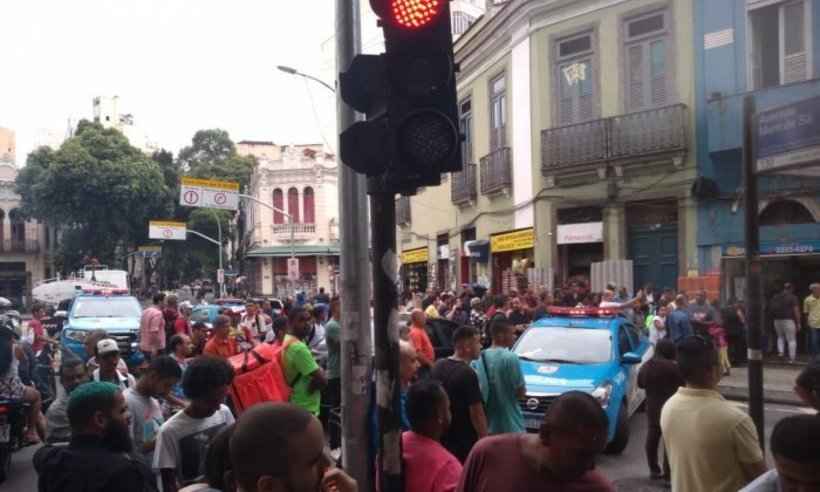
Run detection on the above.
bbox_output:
[272,223,316,235]
[542,104,688,171]
[396,196,411,225]
[479,147,512,195]
[1,239,40,253]
[451,163,477,205]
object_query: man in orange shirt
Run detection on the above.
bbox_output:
[203,315,237,359]
[409,309,435,369]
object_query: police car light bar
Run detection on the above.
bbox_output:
[547,306,623,318]
[81,288,130,296]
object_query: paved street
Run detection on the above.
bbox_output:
[5,400,813,491]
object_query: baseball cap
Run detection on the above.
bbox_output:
[96,338,120,356]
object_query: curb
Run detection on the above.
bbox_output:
[718,385,803,407]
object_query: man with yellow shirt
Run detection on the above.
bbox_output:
[803,283,820,357]
[661,336,767,492]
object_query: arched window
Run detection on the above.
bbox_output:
[0,210,5,244]
[9,209,24,245]
[303,187,315,224]
[760,200,815,226]
[272,189,284,224]
[288,187,300,223]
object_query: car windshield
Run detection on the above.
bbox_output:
[72,297,141,318]
[191,309,212,323]
[514,327,612,364]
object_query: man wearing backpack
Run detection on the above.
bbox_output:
[282,307,327,416]
[770,283,802,363]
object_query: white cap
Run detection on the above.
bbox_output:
[97,338,120,356]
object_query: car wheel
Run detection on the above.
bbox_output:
[604,402,630,455]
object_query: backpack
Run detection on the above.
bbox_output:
[227,341,294,414]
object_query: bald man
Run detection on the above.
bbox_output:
[457,391,614,492]
[409,309,435,369]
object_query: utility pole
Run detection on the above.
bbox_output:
[335,1,373,490]
[742,95,765,451]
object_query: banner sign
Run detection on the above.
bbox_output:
[557,222,604,245]
[148,221,186,241]
[180,177,240,211]
[723,240,820,257]
[756,96,820,174]
[401,247,429,264]
[491,228,535,253]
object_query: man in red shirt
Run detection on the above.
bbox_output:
[173,304,191,336]
[409,309,434,369]
[204,315,238,359]
[139,293,166,359]
[458,391,614,492]
[29,303,56,354]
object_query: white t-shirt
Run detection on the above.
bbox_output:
[153,404,235,485]
[92,367,136,392]
[124,387,164,465]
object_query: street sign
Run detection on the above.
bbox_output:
[217,268,225,284]
[148,221,187,241]
[287,258,300,281]
[755,96,820,175]
[138,245,162,258]
[179,177,240,211]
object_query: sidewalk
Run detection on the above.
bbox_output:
[718,363,804,405]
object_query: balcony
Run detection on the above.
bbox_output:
[2,239,40,254]
[541,104,688,172]
[479,147,512,195]
[270,223,317,242]
[451,163,477,205]
[396,196,411,226]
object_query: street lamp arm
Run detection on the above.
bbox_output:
[239,194,296,259]
[187,229,220,246]
[276,66,336,94]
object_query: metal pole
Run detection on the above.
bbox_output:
[336,1,372,490]
[370,191,402,492]
[238,193,297,295]
[742,95,765,451]
[212,210,225,298]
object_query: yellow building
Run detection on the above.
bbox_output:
[398,0,697,295]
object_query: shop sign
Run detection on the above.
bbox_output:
[401,247,429,264]
[491,228,535,253]
[755,96,820,174]
[438,245,450,260]
[723,240,820,257]
[557,222,604,245]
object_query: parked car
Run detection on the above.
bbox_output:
[514,306,653,454]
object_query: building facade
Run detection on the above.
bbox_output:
[694,0,820,302]
[398,0,698,295]
[92,96,157,153]
[241,143,340,297]
[0,128,15,163]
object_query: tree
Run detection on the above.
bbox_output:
[15,121,168,270]
[178,129,255,190]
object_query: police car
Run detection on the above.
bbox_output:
[60,289,145,368]
[514,306,653,454]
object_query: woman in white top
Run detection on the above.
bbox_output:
[649,305,670,345]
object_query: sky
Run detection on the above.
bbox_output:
[1,0,354,166]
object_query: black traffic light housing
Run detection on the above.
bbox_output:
[339,0,462,194]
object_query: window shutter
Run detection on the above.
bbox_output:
[578,61,594,121]
[650,39,667,106]
[559,63,575,125]
[628,45,644,111]
[782,1,807,83]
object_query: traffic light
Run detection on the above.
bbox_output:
[339,0,462,193]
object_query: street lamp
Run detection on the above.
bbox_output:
[276,65,336,94]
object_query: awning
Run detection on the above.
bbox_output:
[246,244,341,258]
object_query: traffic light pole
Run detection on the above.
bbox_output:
[335,1,373,490]
[369,190,403,492]
[742,95,765,451]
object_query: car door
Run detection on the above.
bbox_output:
[621,322,646,416]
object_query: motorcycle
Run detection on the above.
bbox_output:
[0,400,27,484]
[0,298,21,337]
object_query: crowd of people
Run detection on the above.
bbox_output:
[0,280,816,492]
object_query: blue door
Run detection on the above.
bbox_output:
[629,224,678,291]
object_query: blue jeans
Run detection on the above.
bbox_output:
[810,328,820,358]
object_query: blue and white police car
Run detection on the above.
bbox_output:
[60,289,145,368]
[514,306,653,454]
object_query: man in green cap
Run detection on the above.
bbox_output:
[33,381,157,492]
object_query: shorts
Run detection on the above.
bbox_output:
[0,375,26,401]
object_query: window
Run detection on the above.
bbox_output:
[272,189,284,224]
[624,11,670,111]
[489,74,506,150]
[555,32,596,125]
[749,0,812,89]
[459,98,473,164]
[452,12,476,36]
[303,187,315,224]
[287,187,300,223]
[618,327,632,356]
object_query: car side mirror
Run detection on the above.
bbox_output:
[621,352,642,365]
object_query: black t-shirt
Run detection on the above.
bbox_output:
[431,358,483,463]
[770,292,799,320]
[508,309,530,327]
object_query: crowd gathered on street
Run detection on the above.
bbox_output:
[0,278,818,492]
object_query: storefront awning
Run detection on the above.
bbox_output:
[246,244,341,258]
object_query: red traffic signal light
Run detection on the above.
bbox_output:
[390,0,443,29]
